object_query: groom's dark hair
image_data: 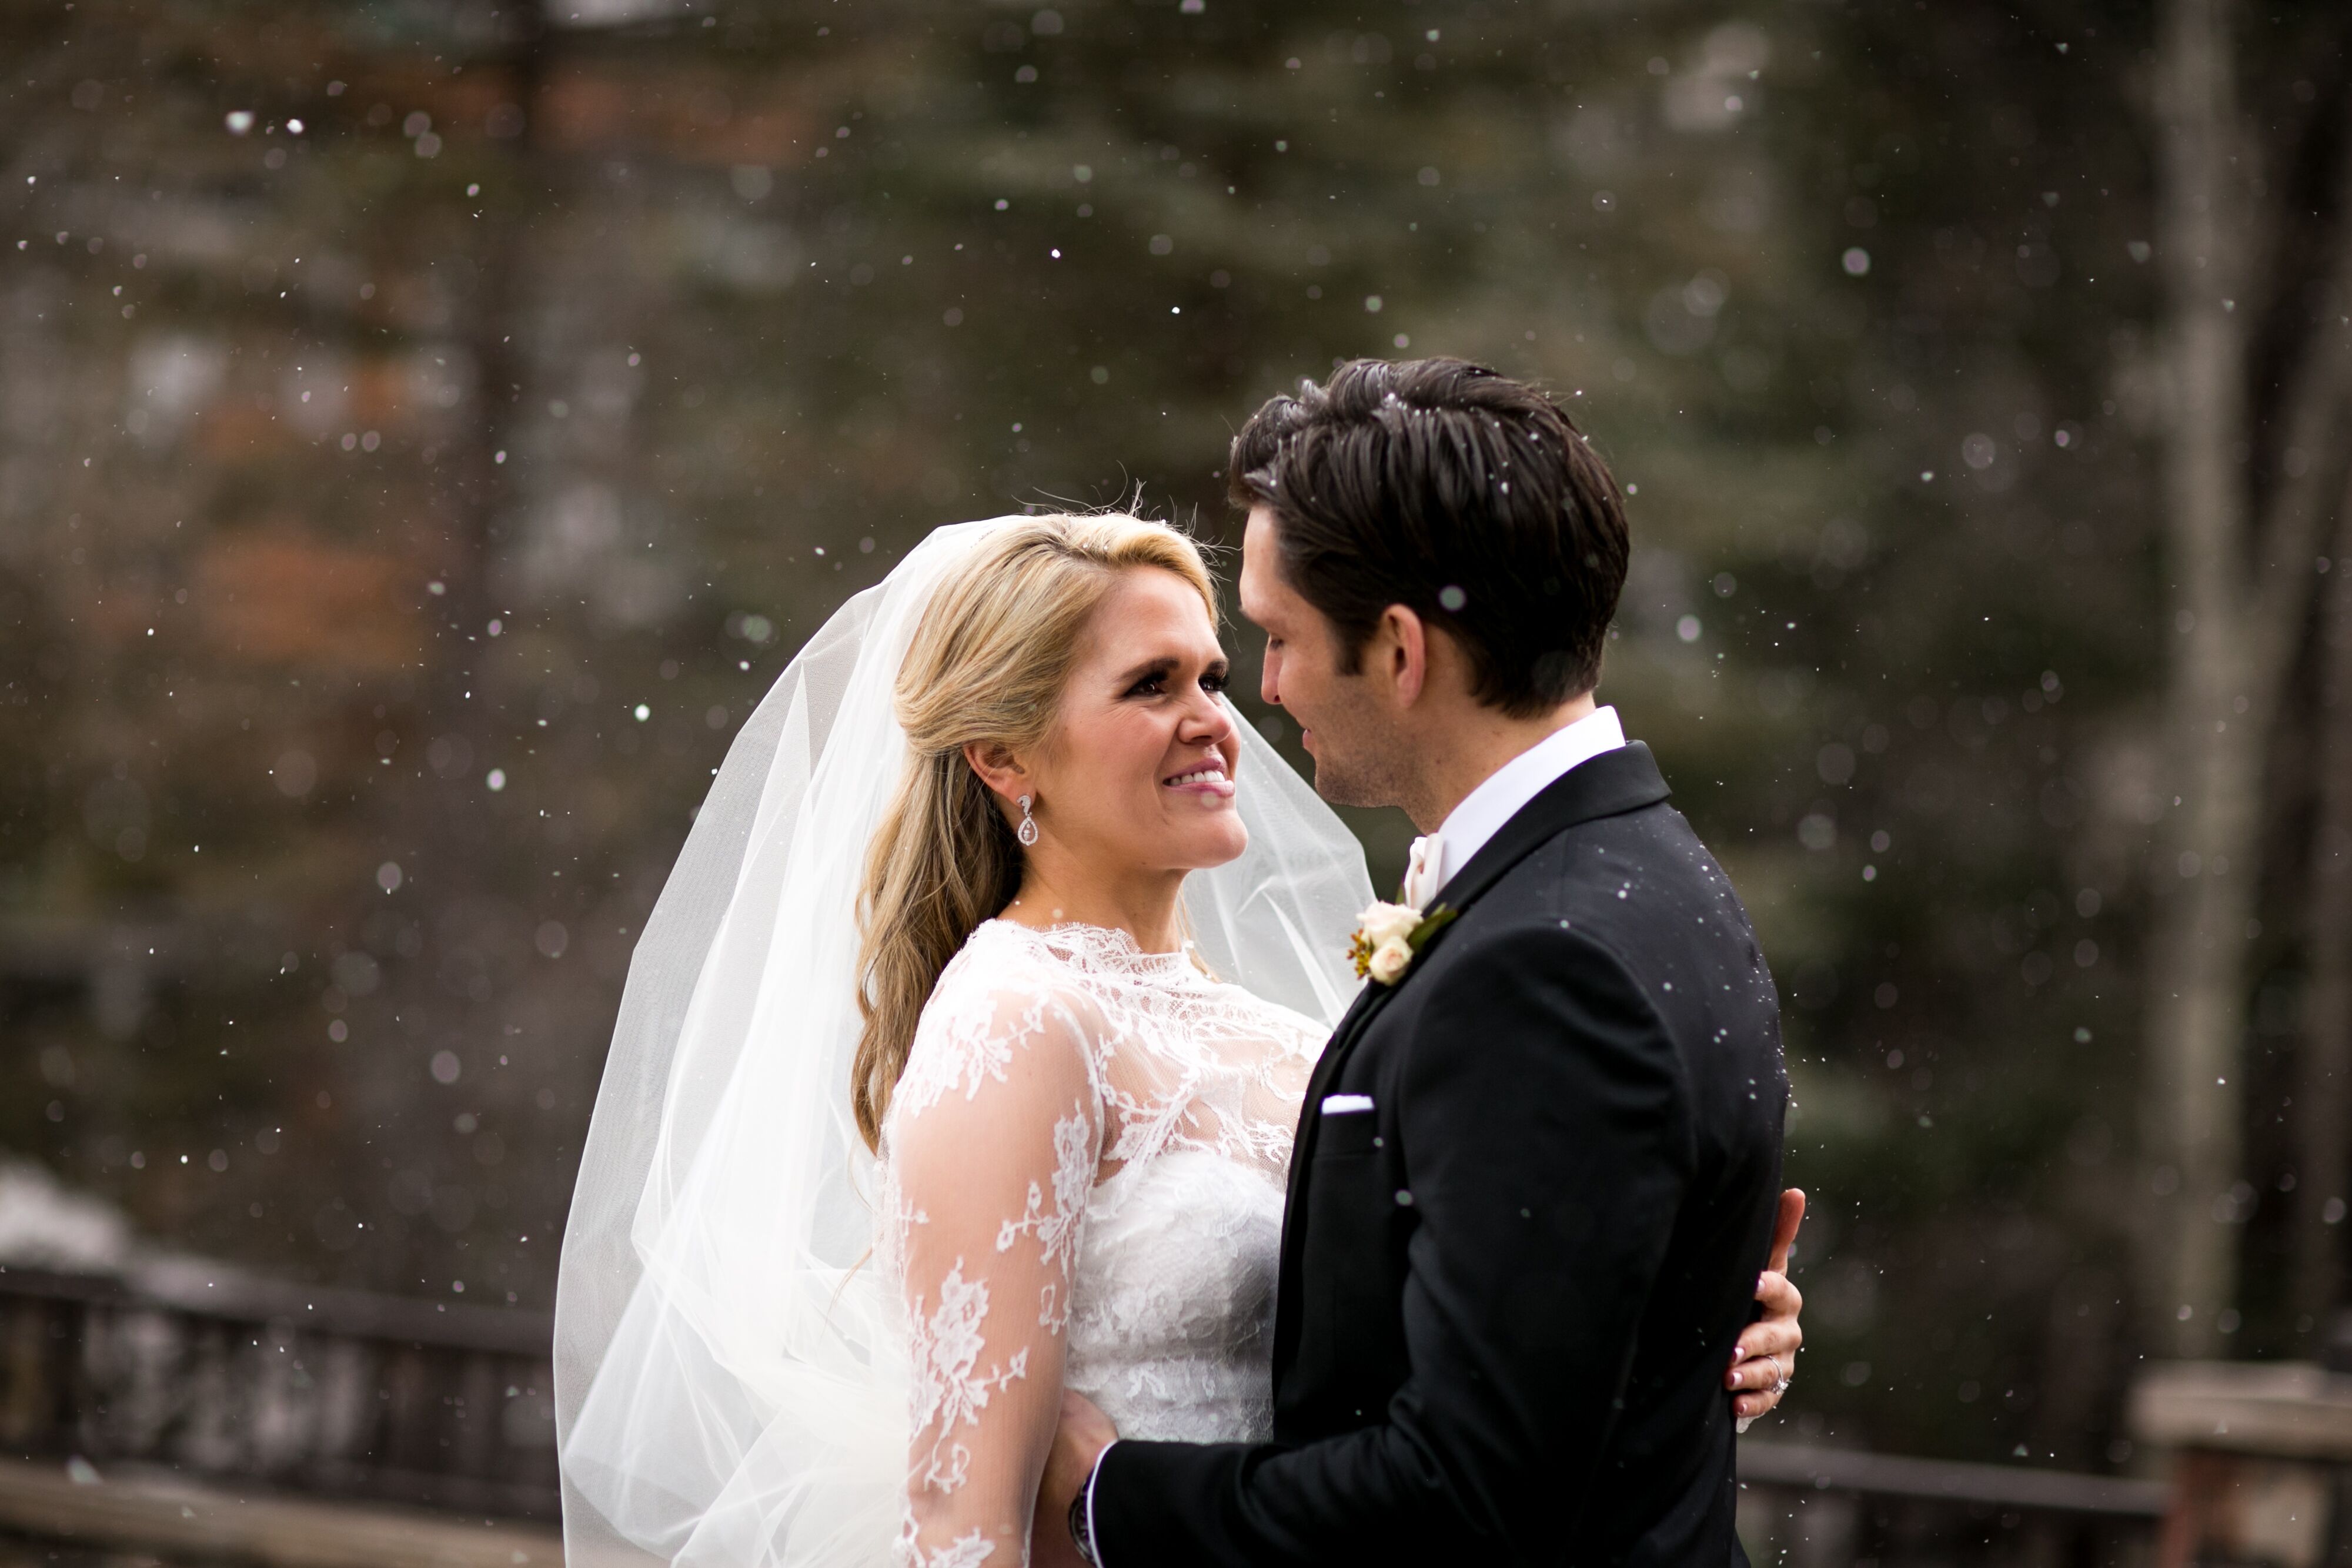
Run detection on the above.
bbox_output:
[1228,357,1629,718]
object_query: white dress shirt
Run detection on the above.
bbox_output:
[1402,704,1628,906]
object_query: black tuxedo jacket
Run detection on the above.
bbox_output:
[1090,743,1787,1566]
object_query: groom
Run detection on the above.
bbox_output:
[1040,359,1790,1564]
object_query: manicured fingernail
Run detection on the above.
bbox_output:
[1736,1416,1754,1435]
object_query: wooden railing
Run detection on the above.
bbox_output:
[0,1263,559,1520]
[1,1262,2182,1565]
[1737,1439,2167,1566]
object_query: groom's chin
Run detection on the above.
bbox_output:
[1305,754,1388,811]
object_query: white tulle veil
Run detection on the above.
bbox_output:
[552,517,1374,1568]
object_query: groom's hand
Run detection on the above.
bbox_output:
[1729,1188,1806,1426]
[1034,1389,1118,1568]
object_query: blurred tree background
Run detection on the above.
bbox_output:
[4,0,2350,1479]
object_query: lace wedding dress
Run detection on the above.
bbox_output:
[883,919,1325,1567]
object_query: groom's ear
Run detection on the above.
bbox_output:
[1369,603,1431,709]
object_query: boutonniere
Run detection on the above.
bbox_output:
[1348,899,1458,986]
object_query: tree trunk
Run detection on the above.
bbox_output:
[2295,502,2352,1327]
[2143,0,2256,1359]
[2143,4,2352,1355]
[356,0,551,1290]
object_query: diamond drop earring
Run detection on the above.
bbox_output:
[1016,794,1039,847]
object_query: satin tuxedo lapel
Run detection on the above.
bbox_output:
[1270,742,1674,1379]
[1272,961,1398,1376]
[1284,984,1383,1219]
[1277,957,1401,1304]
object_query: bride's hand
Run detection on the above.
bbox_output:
[1728,1187,1806,1428]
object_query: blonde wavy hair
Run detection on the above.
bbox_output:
[851,514,1218,1152]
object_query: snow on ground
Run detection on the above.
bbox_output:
[0,1156,136,1273]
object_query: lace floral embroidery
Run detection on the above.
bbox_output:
[995,1105,1095,1333]
[907,1261,1030,1495]
[896,1521,997,1568]
[894,984,1051,1120]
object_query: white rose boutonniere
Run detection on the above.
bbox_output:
[1347,898,1458,986]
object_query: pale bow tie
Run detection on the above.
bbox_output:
[1401,833,1445,910]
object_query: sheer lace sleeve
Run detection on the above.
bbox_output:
[885,969,1106,1568]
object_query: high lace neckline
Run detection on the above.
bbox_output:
[983,917,1203,982]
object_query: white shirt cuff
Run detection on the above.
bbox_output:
[1083,1439,1116,1566]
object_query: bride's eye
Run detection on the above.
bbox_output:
[1201,670,1230,696]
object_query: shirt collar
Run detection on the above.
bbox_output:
[1432,705,1628,890]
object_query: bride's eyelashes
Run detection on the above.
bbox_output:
[1120,661,1231,700]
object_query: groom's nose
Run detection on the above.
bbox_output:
[1260,643,1282,707]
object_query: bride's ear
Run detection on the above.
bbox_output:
[961,740,1030,808]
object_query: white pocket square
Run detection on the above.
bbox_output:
[1321,1094,1375,1115]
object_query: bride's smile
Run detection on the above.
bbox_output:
[1161,757,1232,795]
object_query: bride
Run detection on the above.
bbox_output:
[553,514,1802,1568]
